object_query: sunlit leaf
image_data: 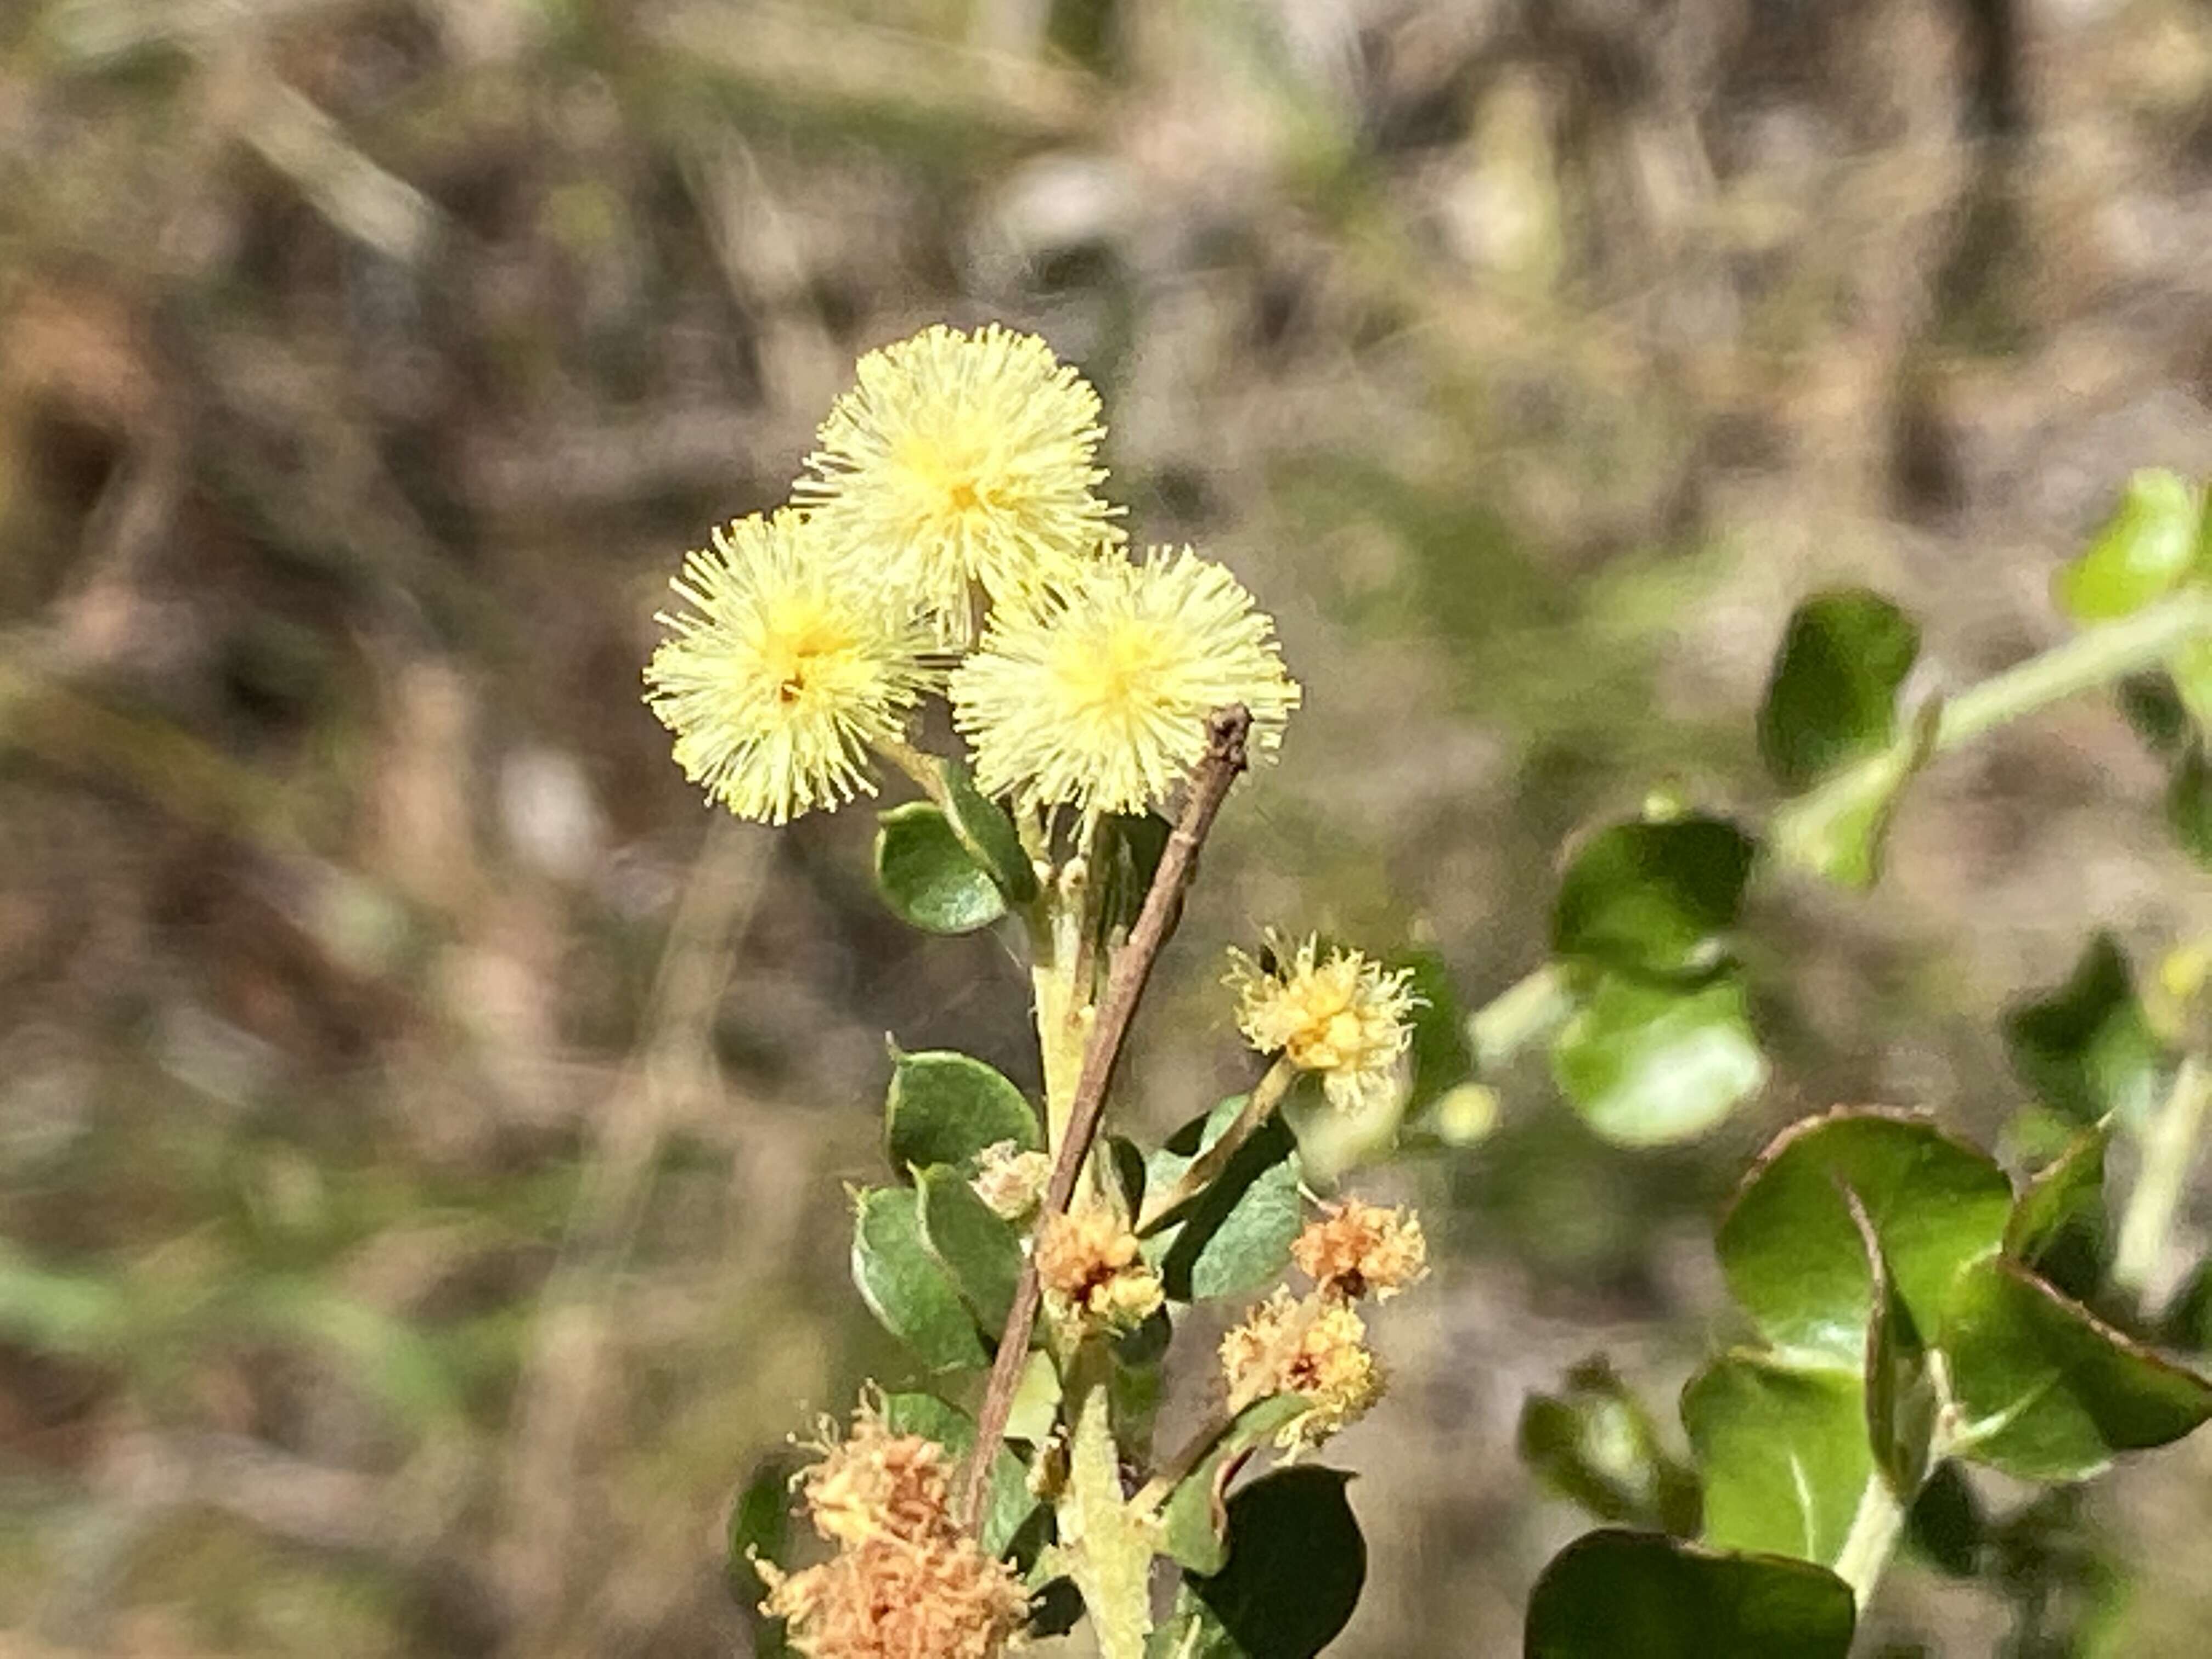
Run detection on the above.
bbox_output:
[1758,589,1920,791]
[850,1186,989,1372]
[1553,817,1757,980]
[1682,1353,1871,1566]
[1147,1096,1304,1302]
[2052,469,2202,624]
[885,1049,1040,1173]
[874,802,1007,934]
[915,1164,1023,1331]
[1550,972,1765,1146]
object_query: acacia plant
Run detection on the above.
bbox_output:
[645,325,2212,1656]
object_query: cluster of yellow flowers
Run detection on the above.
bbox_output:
[1034,1207,1164,1335]
[1218,1200,1429,1454]
[759,1402,1029,1659]
[645,323,1300,827]
[1227,931,1423,1114]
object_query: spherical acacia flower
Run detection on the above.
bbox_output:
[1226,932,1420,1114]
[1036,1207,1164,1335]
[1219,1288,1384,1453]
[795,322,1122,640]
[950,546,1300,819]
[1291,1199,1429,1301]
[645,511,932,825]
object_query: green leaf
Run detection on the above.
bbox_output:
[915,1165,1024,1332]
[885,1049,1041,1173]
[1177,1466,1365,1659]
[2003,934,2168,1128]
[1094,810,1171,945]
[1857,1198,1937,1497]
[2169,742,2212,868]
[2053,469,2202,624]
[1148,1096,1304,1302]
[1550,972,1767,1146]
[936,757,1038,902]
[1524,1531,1856,1659]
[1682,1353,1872,1566]
[2005,1121,2110,1302]
[874,802,1007,934]
[1758,589,1921,791]
[1767,697,1941,889]
[1517,1358,1701,1536]
[726,1453,800,1655]
[1158,1396,1308,1575]
[877,1392,1039,1559]
[1716,1109,2012,1364]
[1942,1256,2212,1481]
[849,1186,989,1372]
[1552,817,1757,979]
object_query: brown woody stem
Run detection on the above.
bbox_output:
[958,706,1252,1531]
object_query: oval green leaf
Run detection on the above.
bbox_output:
[1716,1109,2011,1364]
[1178,1466,1365,1659]
[916,1164,1024,1332]
[1147,1096,1304,1302]
[885,1049,1041,1173]
[874,802,1007,935]
[1942,1255,2212,1482]
[1550,972,1767,1146]
[2002,933,2168,1128]
[1552,817,1758,979]
[1758,589,1921,791]
[936,757,1039,902]
[2053,469,2201,624]
[1525,1531,1856,1659]
[850,1185,989,1373]
[1681,1353,1872,1566]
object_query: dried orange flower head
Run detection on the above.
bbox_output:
[1219,1289,1385,1453]
[1226,933,1420,1115]
[1291,1200,1429,1302]
[797,1403,953,1547]
[763,1530,1029,1659]
[1035,1208,1163,1334]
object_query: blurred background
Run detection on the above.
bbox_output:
[5,0,2212,1653]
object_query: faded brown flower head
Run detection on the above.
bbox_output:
[1291,1200,1429,1302]
[764,1398,1028,1658]
[798,1404,953,1547]
[970,1139,1052,1222]
[1219,1288,1384,1453]
[1035,1207,1164,1334]
[762,1531,1029,1659]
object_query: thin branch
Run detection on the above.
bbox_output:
[959,706,1252,1529]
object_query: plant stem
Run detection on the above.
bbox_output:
[1468,962,1572,1071]
[1831,1478,1908,1610]
[958,707,1254,1530]
[2115,1053,2212,1304]
[1058,1343,1155,1659]
[1136,1057,1297,1235]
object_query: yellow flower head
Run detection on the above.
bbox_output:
[1035,1207,1164,1335]
[950,547,1300,818]
[645,510,932,825]
[1291,1199,1429,1302]
[1218,1288,1384,1453]
[795,323,1123,641]
[1226,933,1420,1114]
[761,1532,1028,1659]
[796,1400,953,1547]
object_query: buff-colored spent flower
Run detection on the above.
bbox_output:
[950,547,1300,817]
[970,1139,1052,1222]
[1035,1208,1164,1334]
[795,323,1122,640]
[1227,933,1419,1114]
[761,1531,1028,1659]
[1219,1288,1384,1453]
[797,1402,953,1547]
[645,511,932,825]
[1291,1200,1429,1302]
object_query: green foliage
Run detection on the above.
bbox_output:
[1941,1257,2212,1481]
[2003,934,2168,1128]
[1683,1355,1870,1565]
[884,1049,1042,1172]
[1523,1531,1856,1659]
[1716,1110,2011,1364]
[915,1164,1024,1330]
[1158,1396,1308,1575]
[874,801,1009,934]
[936,755,1039,901]
[1146,1096,1304,1302]
[2052,470,2204,624]
[1551,817,1756,980]
[2005,1121,2111,1300]
[1158,1467,1365,1659]
[848,1184,990,1372]
[1758,589,1921,791]
[1517,1358,1700,1536]
[1550,972,1765,1146]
